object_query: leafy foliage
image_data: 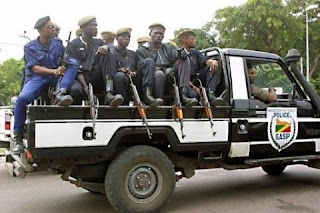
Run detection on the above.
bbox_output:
[0,59,24,105]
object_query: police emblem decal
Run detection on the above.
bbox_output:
[267,108,298,152]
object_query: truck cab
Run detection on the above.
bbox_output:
[5,48,320,213]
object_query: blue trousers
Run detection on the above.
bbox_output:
[14,59,78,133]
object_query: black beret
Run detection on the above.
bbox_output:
[34,16,50,30]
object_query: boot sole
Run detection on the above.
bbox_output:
[211,99,224,106]
[109,97,124,106]
[149,99,164,107]
[56,96,73,106]
[185,100,198,107]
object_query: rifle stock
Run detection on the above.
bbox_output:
[88,83,97,139]
[129,75,152,139]
[198,81,216,136]
[173,76,185,138]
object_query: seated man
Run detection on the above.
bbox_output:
[175,30,223,106]
[68,16,123,106]
[136,23,177,107]
[112,27,137,104]
[248,62,277,103]
[12,16,79,154]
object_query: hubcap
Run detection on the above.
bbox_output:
[125,163,163,203]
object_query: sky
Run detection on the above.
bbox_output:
[0,0,247,63]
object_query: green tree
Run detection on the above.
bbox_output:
[213,0,304,57]
[212,0,320,93]
[0,59,24,105]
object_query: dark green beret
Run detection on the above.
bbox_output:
[34,16,50,29]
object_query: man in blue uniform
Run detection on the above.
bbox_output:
[113,28,137,104]
[176,30,223,106]
[136,23,177,107]
[68,16,123,105]
[12,16,79,154]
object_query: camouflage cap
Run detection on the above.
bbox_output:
[34,16,50,29]
[78,16,96,27]
[137,36,151,43]
[115,27,132,36]
[177,30,195,40]
[149,23,166,31]
[101,31,116,39]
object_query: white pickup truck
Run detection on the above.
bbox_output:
[0,106,13,148]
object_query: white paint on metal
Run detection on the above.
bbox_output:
[35,120,229,148]
[228,142,250,157]
[229,56,248,99]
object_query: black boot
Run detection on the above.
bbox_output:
[12,131,24,154]
[208,91,224,106]
[181,87,198,106]
[104,79,124,106]
[143,88,163,107]
[55,88,73,106]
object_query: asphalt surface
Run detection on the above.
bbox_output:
[1,157,320,213]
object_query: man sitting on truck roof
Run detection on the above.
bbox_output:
[175,30,223,106]
[248,62,277,103]
[12,16,79,154]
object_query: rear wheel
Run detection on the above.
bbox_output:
[262,164,286,176]
[105,145,176,213]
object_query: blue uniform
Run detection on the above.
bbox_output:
[14,37,78,133]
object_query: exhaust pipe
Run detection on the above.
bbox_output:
[285,49,320,117]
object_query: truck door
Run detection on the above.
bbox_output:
[229,57,318,159]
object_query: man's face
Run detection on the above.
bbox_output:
[82,19,98,37]
[249,68,256,83]
[39,21,56,39]
[184,35,196,48]
[104,37,114,44]
[150,29,164,45]
[117,33,131,47]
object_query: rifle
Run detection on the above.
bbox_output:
[57,31,72,84]
[197,79,216,136]
[61,31,72,67]
[88,83,98,139]
[128,74,152,139]
[173,76,185,138]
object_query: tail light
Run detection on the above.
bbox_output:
[5,113,12,130]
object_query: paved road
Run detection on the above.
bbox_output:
[1,157,320,213]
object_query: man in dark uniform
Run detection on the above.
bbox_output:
[176,30,223,106]
[137,36,150,47]
[112,28,137,104]
[68,16,123,105]
[136,23,177,106]
[101,31,116,50]
[12,16,79,154]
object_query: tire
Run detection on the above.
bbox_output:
[105,145,176,213]
[262,164,286,176]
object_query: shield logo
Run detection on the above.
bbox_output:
[267,107,298,152]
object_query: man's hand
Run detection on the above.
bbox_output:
[207,59,218,73]
[53,66,66,76]
[83,85,89,98]
[96,45,109,55]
